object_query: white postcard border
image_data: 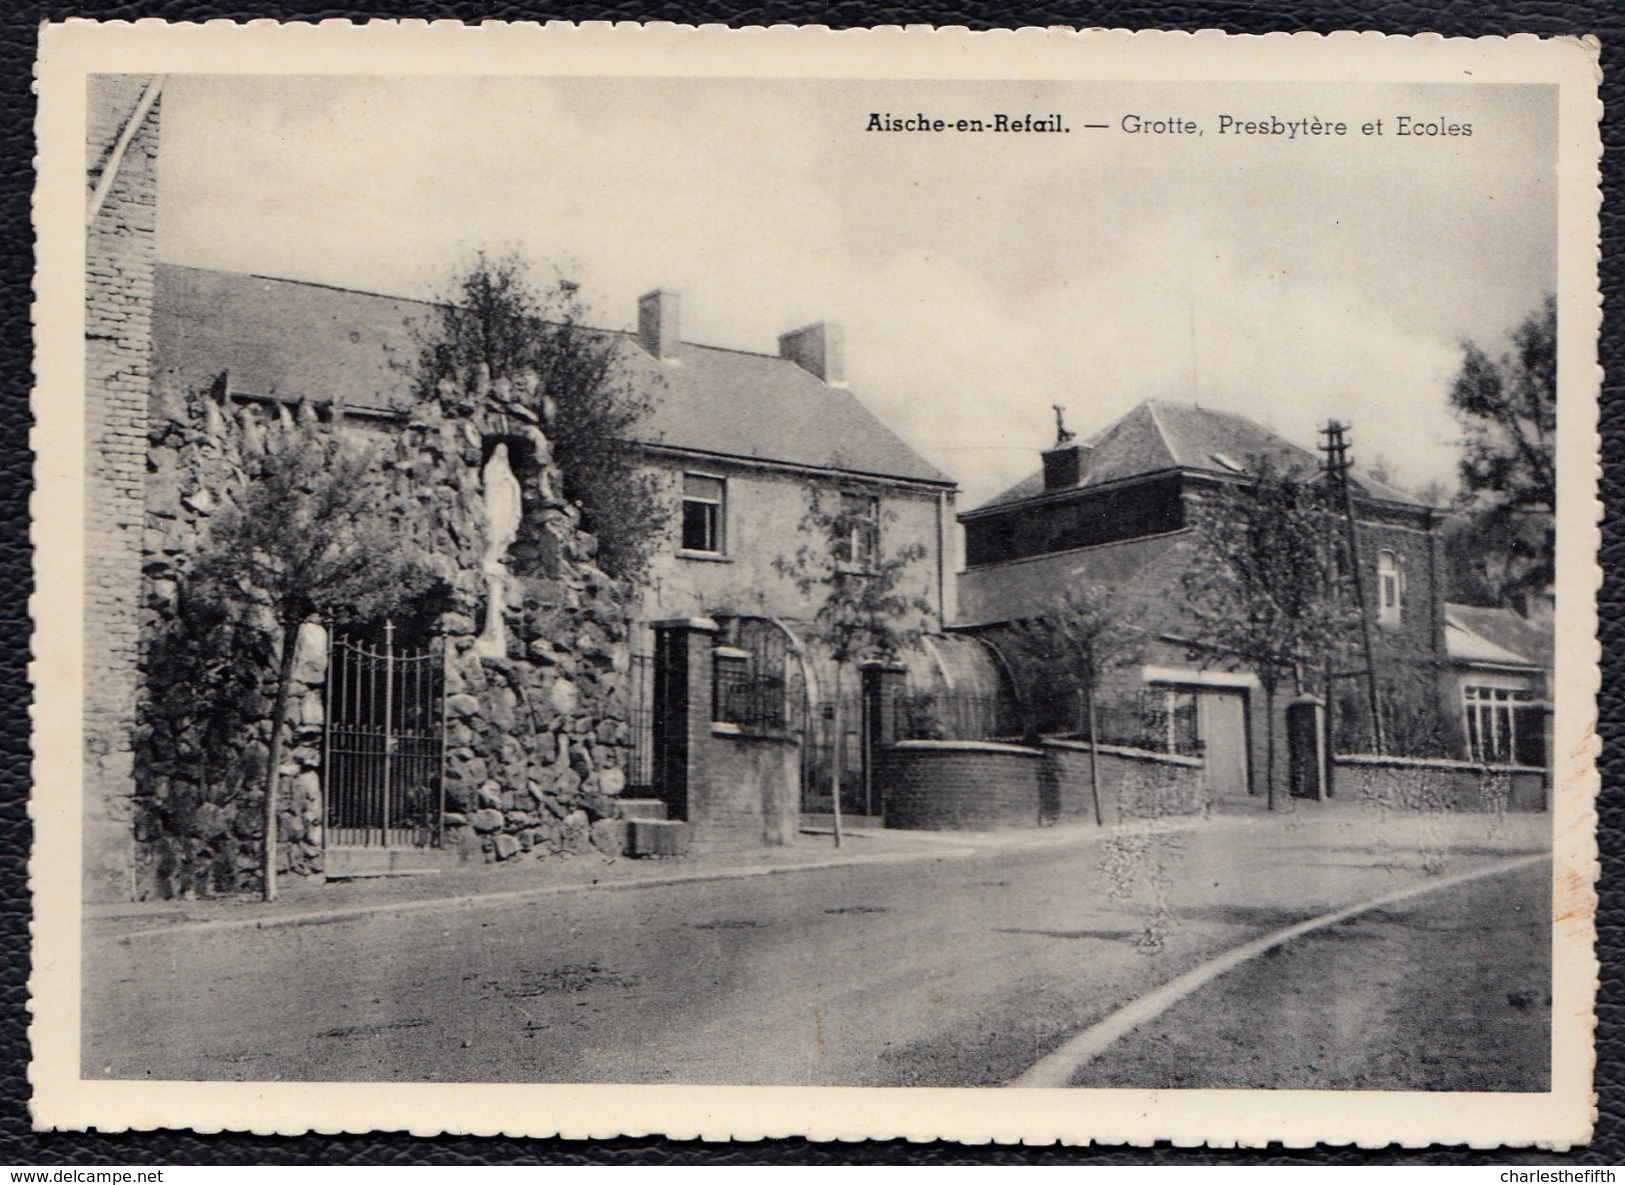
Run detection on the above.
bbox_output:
[30,20,1603,1148]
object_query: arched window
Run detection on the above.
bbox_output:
[1377,549,1401,624]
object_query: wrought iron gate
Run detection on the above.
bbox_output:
[323,624,447,849]
[716,617,866,818]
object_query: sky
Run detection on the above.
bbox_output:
[154,75,1558,509]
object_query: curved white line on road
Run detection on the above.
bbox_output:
[1009,851,1550,1089]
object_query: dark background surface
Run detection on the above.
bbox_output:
[6,0,1620,1165]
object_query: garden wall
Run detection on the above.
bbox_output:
[1334,755,1547,813]
[881,739,1205,831]
[1039,740,1207,824]
[882,741,1043,830]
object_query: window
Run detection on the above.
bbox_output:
[1462,685,1532,764]
[1377,549,1401,624]
[681,473,725,554]
[840,492,879,570]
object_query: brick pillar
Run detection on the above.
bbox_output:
[1285,696,1327,801]
[860,663,908,822]
[83,78,162,902]
[651,617,718,823]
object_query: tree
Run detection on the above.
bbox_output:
[1448,296,1557,610]
[1006,584,1143,825]
[414,252,668,582]
[775,490,934,846]
[192,417,428,900]
[1181,459,1357,809]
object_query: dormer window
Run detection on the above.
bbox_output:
[1210,452,1246,474]
[1377,549,1402,624]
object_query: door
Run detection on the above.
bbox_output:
[1197,688,1251,798]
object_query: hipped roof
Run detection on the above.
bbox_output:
[1444,602,1552,672]
[975,400,1422,512]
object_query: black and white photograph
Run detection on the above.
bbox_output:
[34,23,1600,1146]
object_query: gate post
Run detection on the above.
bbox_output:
[1286,695,1326,801]
[651,617,719,823]
[860,662,908,822]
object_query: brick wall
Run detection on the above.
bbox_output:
[1039,740,1207,824]
[882,738,1206,831]
[882,741,1044,829]
[1355,514,1460,755]
[84,77,161,903]
[689,727,801,853]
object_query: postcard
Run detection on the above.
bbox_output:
[32,21,1601,1147]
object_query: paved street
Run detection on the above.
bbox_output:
[1072,859,1551,1091]
[83,804,1550,1088]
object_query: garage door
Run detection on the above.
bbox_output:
[1197,688,1251,798]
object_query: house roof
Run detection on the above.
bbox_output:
[976,400,1421,511]
[1445,602,1552,672]
[151,263,952,486]
[605,336,951,483]
[153,263,435,416]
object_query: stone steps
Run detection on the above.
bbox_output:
[625,818,690,858]
[616,798,671,822]
[324,846,455,879]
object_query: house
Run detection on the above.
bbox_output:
[149,266,966,817]
[148,267,957,644]
[618,290,957,641]
[1445,601,1552,767]
[953,400,1464,801]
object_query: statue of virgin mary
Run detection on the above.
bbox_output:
[473,441,522,657]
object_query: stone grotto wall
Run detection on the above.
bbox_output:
[135,368,637,898]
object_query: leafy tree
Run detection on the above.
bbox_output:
[415,252,667,582]
[1006,584,1143,825]
[1181,459,1357,809]
[775,490,934,845]
[192,417,428,900]
[1448,296,1557,610]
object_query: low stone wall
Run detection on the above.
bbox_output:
[1040,740,1207,824]
[688,726,802,853]
[1334,755,1547,812]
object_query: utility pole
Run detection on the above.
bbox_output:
[1320,422,1386,755]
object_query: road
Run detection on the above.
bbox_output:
[1071,859,1551,1091]
[83,806,1550,1088]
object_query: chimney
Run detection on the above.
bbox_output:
[778,321,846,386]
[1042,442,1091,491]
[638,289,680,361]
